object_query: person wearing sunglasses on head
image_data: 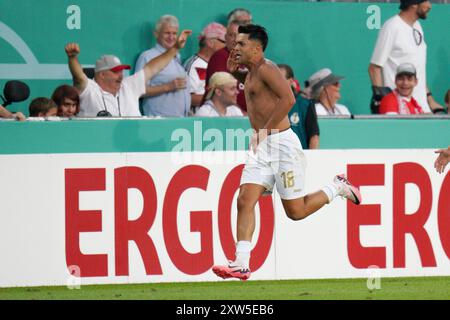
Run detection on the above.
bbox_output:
[368,0,445,115]
[203,19,251,114]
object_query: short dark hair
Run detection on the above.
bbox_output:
[51,85,80,116]
[278,64,294,79]
[238,24,268,51]
[29,97,57,117]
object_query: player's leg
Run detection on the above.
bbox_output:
[280,174,362,220]
[212,183,266,281]
[281,190,328,221]
[236,183,267,241]
[273,129,361,220]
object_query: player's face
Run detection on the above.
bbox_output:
[395,74,417,97]
[416,1,431,20]
[157,24,179,49]
[234,33,256,64]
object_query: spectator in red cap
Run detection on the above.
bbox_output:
[64,29,192,117]
[203,20,250,113]
[184,22,226,113]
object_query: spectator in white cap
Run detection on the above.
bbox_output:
[379,63,424,115]
[64,29,191,117]
[184,22,227,112]
[196,72,243,117]
[307,68,351,116]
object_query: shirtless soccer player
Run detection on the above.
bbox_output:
[212,25,362,281]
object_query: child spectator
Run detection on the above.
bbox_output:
[29,97,58,117]
[51,85,80,117]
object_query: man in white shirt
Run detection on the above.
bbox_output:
[368,0,444,114]
[196,72,243,117]
[65,29,191,117]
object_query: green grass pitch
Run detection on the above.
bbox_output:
[0,276,449,300]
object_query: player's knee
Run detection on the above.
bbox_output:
[237,193,256,213]
[285,207,308,221]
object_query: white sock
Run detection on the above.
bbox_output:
[235,241,251,269]
[322,183,339,203]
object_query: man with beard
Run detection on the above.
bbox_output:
[212,25,362,281]
[368,0,444,114]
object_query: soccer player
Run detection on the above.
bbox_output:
[212,25,362,281]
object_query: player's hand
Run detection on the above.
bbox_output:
[175,30,192,49]
[434,148,450,174]
[227,49,239,73]
[65,43,80,58]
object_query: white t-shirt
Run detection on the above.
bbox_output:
[315,102,351,116]
[370,15,430,112]
[184,55,208,95]
[78,70,145,117]
[195,101,244,117]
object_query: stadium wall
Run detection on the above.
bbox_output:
[1,1,449,116]
[0,118,449,287]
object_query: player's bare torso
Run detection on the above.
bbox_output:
[244,59,291,132]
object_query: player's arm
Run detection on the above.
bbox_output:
[142,30,192,83]
[65,43,88,93]
[260,63,296,131]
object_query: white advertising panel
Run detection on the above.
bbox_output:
[0,150,448,287]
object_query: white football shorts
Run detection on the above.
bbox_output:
[240,128,307,200]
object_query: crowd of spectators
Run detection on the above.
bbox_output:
[0,3,448,151]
